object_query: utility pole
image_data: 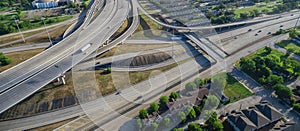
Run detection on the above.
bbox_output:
[41,17,53,46]
[14,16,25,43]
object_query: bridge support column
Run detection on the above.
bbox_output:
[57,75,66,85]
[61,75,66,85]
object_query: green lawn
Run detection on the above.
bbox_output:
[234,5,273,19]
[276,40,300,55]
[213,72,253,104]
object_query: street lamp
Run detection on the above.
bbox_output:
[41,17,53,46]
[14,16,25,42]
[295,14,300,29]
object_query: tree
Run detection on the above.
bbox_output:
[213,120,224,131]
[194,77,205,87]
[253,9,261,17]
[186,106,197,119]
[139,109,148,119]
[152,122,158,131]
[240,58,256,73]
[206,111,218,126]
[177,111,187,123]
[173,128,184,131]
[185,82,197,92]
[0,52,12,66]
[264,46,272,54]
[163,117,171,127]
[81,2,88,9]
[265,54,280,68]
[240,12,249,19]
[205,95,220,109]
[293,103,300,112]
[266,75,283,87]
[273,84,292,99]
[136,118,142,129]
[188,123,202,131]
[256,66,272,78]
[289,29,299,39]
[293,63,300,75]
[67,2,76,8]
[159,96,169,105]
[193,105,202,116]
[170,92,179,100]
[150,102,160,113]
[266,0,271,5]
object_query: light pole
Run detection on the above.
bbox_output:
[171,21,175,57]
[41,17,53,46]
[14,16,25,43]
[295,14,300,29]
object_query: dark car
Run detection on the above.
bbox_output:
[248,29,252,32]
[258,30,262,33]
[115,91,122,95]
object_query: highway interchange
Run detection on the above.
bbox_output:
[0,0,300,130]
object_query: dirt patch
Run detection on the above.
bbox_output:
[115,52,171,67]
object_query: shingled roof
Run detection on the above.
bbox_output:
[226,101,284,131]
[255,103,283,122]
[241,108,270,128]
[228,113,257,131]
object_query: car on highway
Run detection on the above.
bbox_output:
[280,25,283,28]
[255,33,258,36]
[268,32,272,35]
[137,96,142,99]
[258,30,262,33]
[115,91,122,95]
[248,29,252,32]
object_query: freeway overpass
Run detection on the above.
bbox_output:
[0,0,300,130]
[0,0,130,114]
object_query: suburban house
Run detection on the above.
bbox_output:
[226,101,283,131]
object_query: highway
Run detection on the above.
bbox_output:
[221,16,300,55]
[0,34,287,131]
[184,33,224,62]
[96,34,291,131]
[0,0,300,129]
[0,0,130,114]
[0,0,100,94]
[59,22,293,131]
[0,43,49,53]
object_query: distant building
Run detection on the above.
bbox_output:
[32,0,58,9]
[32,0,75,9]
